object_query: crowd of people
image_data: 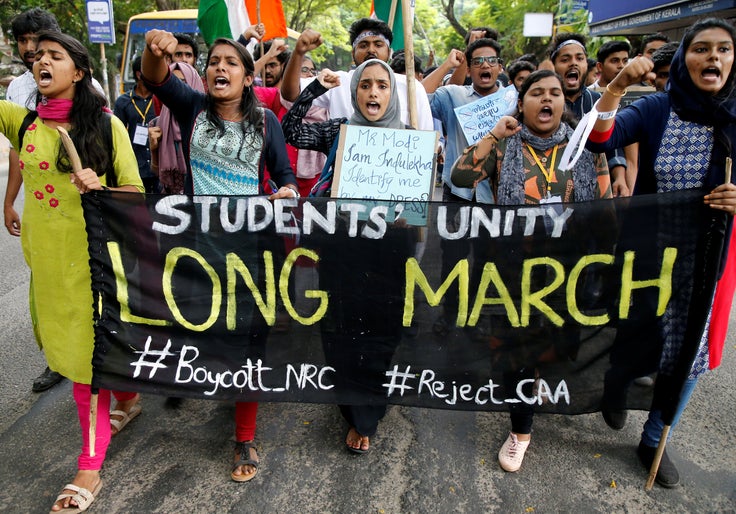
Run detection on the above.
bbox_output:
[1,7,735,512]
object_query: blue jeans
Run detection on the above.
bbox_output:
[640,377,698,447]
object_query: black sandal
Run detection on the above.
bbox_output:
[231,441,259,482]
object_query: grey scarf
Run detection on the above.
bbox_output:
[497,123,598,205]
[349,59,403,129]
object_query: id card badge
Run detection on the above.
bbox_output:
[133,124,149,146]
[539,195,562,205]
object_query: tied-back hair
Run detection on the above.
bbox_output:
[204,38,264,141]
[36,31,112,177]
[516,69,578,128]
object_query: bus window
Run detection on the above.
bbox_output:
[120,9,204,93]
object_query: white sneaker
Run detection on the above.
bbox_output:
[498,432,530,472]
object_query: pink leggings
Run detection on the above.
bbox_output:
[73,383,137,470]
[234,402,258,442]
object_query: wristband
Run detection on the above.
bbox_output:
[288,186,300,198]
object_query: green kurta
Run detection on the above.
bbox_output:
[0,101,143,383]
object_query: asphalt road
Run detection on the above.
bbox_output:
[0,137,734,513]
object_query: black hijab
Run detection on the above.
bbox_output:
[667,23,736,188]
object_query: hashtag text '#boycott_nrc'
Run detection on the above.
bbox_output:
[130,336,570,407]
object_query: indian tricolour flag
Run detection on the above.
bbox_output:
[370,0,414,51]
[198,0,287,45]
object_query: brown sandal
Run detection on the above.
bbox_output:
[231,441,259,482]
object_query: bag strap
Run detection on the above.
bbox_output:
[101,112,116,187]
[18,111,38,149]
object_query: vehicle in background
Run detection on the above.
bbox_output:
[119,9,299,93]
[120,9,202,94]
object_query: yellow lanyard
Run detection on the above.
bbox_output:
[130,90,153,123]
[527,144,558,194]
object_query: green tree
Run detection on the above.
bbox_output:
[1,1,197,87]
[435,0,558,62]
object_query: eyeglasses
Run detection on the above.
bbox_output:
[301,66,317,76]
[470,56,502,67]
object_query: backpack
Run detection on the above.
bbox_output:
[18,110,117,187]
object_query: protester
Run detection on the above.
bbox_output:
[281,59,414,454]
[422,39,518,336]
[253,39,291,87]
[638,32,670,59]
[300,55,318,78]
[650,42,679,91]
[148,61,205,194]
[452,69,612,472]
[588,41,631,89]
[389,50,424,80]
[548,33,629,196]
[142,29,298,482]
[172,32,199,67]
[4,8,65,393]
[507,59,536,92]
[281,18,434,131]
[588,17,736,488]
[113,56,158,193]
[584,57,599,87]
[443,27,501,86]
[0,31,143,511]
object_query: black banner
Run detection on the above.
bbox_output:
[82,190,714,413]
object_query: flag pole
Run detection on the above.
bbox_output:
[645,159,733,490]
[388,0,398,30]
[645,425,670,490]
[400,0,417,129]
[257,0,266,85]
[58,125,99,457]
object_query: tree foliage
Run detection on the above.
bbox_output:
[2,0,612,82]
[1,0,197,82]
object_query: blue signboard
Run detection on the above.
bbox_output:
[86,0,115,44]
[589,0,736,34]
[128,19,200,34]
[588,0,677,24]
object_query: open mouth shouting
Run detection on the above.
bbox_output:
[213,76,230,90]
[701,66,722,84]
[364,100,382,116]
[478,70,494,85]
[564,68,580,90]
[538,105,554,122]
[37,69,53,88]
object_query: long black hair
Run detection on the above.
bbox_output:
[204,38,264,138]
[36,31,112,177]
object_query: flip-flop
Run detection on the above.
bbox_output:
[50,480,102,513]
[110,403,142,435]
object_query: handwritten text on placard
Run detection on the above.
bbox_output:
[332,125,438,225]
